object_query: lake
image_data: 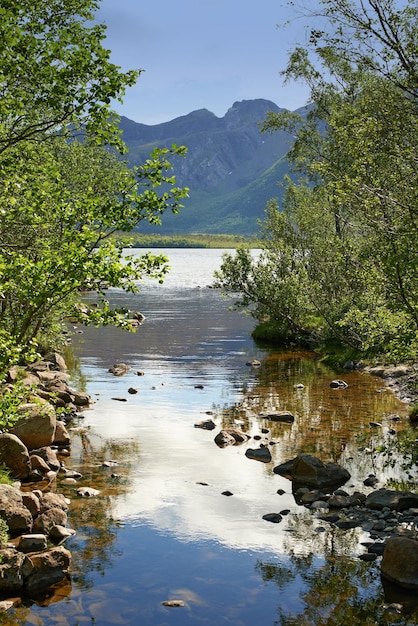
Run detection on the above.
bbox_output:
[7,249,417,625]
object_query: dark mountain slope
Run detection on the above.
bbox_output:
[120,99,300,235]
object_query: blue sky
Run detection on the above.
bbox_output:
[96,0,314,125]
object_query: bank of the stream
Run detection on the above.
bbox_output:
[0,248,417,625]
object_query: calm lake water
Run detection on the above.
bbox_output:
[6,249,417,625]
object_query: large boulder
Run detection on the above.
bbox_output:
[0,434,31,479]
[365,488,418,511]
[24,546,71,596]
[274,454,351,491]
[381,537,418,589]
[10,401,56,450]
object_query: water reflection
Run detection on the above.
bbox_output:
[8,250,415,625]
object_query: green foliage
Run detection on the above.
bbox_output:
[409,404,418,423]
[0,384,28,431]
[217,0,418,362]
[0,1,189,374]
[110,233,260,249]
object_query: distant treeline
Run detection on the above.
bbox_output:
[110,233,261,249]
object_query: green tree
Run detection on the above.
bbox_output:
[0,1,189,373]
[0,0,138,152]
[0,139,188,370]
[217,0,418,360]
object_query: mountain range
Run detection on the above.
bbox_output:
[120,98,302,235]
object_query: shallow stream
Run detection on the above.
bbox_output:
[5,249,417,626]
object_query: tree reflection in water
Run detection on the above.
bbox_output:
[59,429,139,590]
[256,512,418,626]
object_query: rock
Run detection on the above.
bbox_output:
[29,447,60,472]
[328,494,352,509]
[40,492,69,514]
[24,546,71,595]
[108,363,131,376]
[29,454,51,474]
[365,489,418,511]
[214,428,250,447]
[329,379,348,389]
[194,419,216,430]
[10,402,56,450]
[128,387,138,394]
[43,352,68,372]
[0,549,31,593]
[32,508,67,535]
[291,454,351,490]
[273,458,296,479]
[68,389,91,407]
[49,525,76,544]
[18,534,48,553]
[221,491,233,497]
[0,434,31,480]
[381,537,418,589]
[53,421,71,447]
[364,475,379,487]
[245,447,272,463]
[0,484,33,537]
[76,487,100,497]
[262,513,283,523]
[359,553,377,562]
[21,492,41,518]
[259,410,295,423]
[246,359,261,367]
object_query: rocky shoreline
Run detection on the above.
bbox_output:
[0,354,416,613]
[0,353,92,609]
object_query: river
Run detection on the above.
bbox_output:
[6,249,417,625]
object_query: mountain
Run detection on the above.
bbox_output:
[119,99,300,235]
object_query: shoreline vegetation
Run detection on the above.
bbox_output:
[110,232,261,249]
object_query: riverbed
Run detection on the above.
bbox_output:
[8,249,417,625]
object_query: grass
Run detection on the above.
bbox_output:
[109,233,261,249]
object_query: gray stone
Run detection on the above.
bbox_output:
[262,513,283,523]
[245,447,272,463]
[291,454,351,490]
[381,537,418,589]
[108,363,131,376]
[365,489,418,511]
[18,534,48,553]
[214,428,250,447]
